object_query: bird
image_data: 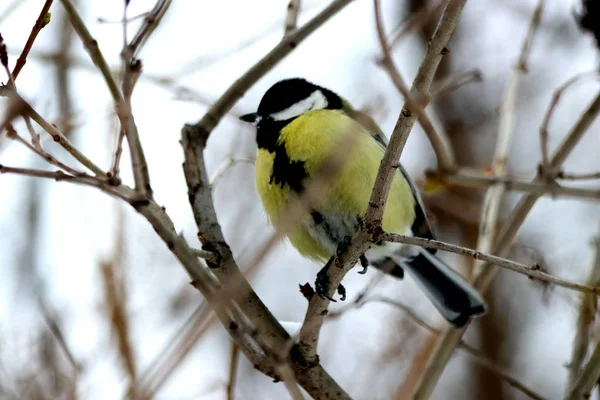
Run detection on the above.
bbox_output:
[240,78,486,328]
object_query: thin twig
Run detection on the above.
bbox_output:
[284,0,301,35]
[380,232,600,295]
[566,228,600,392]
[5,123,84,176]
[24,99,105,176]
[209,155,255,188]
[358,296,545,400]
[430,169,600,202]
[430,69,483,98]
[60,0,152,196]
[558,171,600,180]
[373,0,456,171]
[387,0,445,48]
[0,164,130,200]
[539,71,600,173]
[226,344,239,400]
[127,0,172,59]
[11,0,53,81]
[565,338,600,399]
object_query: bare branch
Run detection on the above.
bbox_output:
[298,0,469,368]
[430,69,483,98]
[566,338,600,399]
[227,344,240,400]
[11,0,53,81]
[5,123,84,176]
[430,168,600,202]
[566,228,600,392]
[540,71,600,172]
[380,232,600,295]
[373,0,456,171]
[127,0,172,59]
[60,0,152,197]
[285,0,301,35]
[558,171,600,180]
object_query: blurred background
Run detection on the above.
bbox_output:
[1,0,599,399]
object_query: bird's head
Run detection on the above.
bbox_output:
[240,78,344,126]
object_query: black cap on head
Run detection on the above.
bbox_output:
[253,78,343,118]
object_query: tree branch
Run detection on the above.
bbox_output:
[60,0,152,197]
[430,168,600,202]
[298,0,468,368]
[566,227,600,393]
[380,232,600,295]
[11,0,54,81]
[373,0,456,172]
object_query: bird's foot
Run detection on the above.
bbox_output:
[358,255,369,275]
[315,257,346,302]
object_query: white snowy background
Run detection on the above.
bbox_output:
[0,0,599,399]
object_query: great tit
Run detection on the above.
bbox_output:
[240,78,486,328]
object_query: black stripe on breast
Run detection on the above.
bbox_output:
[269,144,307,193]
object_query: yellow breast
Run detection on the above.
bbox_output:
[254,110,415,261]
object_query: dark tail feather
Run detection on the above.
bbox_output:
[392,251,486,328]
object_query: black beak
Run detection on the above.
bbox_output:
[240,112,259,124]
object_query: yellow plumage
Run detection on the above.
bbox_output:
[255,109,415,261]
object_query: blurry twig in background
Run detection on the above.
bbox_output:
[100,207,137,393]
[0,0,27,24]
[414,25,600,400]
[55,2,76,137]
[566,224,600,394]
[430,69,483,98]
[387,0,445,48]
[566,337,600,399]
[210,155,255,189]
[429,168,600,202]
[373,0,456,171]
[539,71,600,172]
[285,0,301,35]
[474,0,544,277]
[358,296,544,400]
[227,344,240,400]
[134,304,213,399]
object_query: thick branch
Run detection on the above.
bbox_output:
[298,0,468,368]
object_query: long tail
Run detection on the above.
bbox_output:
[390,250,486,328]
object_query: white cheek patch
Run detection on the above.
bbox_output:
[270,90,329,121]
